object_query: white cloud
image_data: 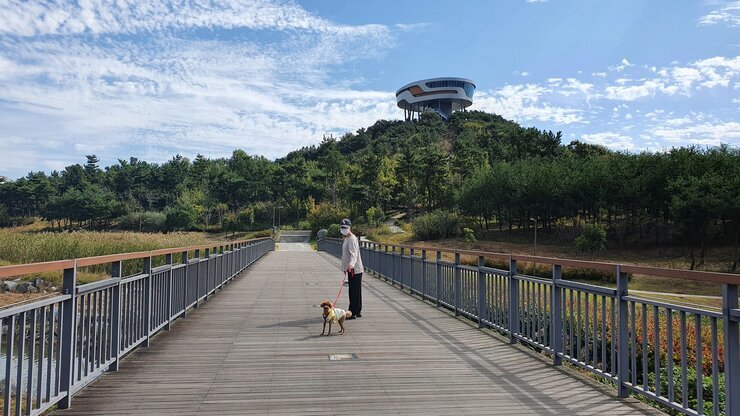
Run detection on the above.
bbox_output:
[650,121,740,145]
[473,84,585,125]
[581,132,637,151]
[0,0,405,178]
[698,1,740,27]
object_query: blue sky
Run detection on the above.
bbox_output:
[0,0,738,179]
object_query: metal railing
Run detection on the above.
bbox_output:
[318,238,740,416]
[0,237,275,415]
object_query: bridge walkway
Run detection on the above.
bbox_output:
[55,251,662,415]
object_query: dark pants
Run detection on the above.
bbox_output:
[348,272,362,316]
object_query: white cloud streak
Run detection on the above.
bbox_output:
[698,1,740,27]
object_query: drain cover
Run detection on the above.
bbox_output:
[305,282,319,286]
[328,353,358,361]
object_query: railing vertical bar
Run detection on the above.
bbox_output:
[630,301,636,387]
[667,307,674,403]
[552,265,562,366]
[454,253,461,317]
[477,256,485,328]
[680,311,688,409]
[15,311,26,416]
[616,265,629,398]
[654,305,661,397]
[611,297,616,375]
[75,294,84,382]
[569,289,574,358]
[143,257,152,347]
[592,293,597,367]
[577,291,582,362]
[4,316,15,416]
[711,317,719,416]
[642,303,648,391]
[509,258,518,344]
[601,297,606,373]
[36,305,47,408]
[695,314,703,415]
[585,291,590,365]
[421,250,427,301]
[25,309,36,415]
[45,304,54,402]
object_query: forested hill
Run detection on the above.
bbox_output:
[0,110,738,269]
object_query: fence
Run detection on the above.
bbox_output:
[318,238,740,416]
[0,237,274,415]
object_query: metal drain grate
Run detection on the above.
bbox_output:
[305,282,319,286]
[328,353,358,361]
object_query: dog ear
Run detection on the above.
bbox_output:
[320,300,331,308]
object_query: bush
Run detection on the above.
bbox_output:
[306,201,350,232]
[366,207,385,226]
[413,210,459,240]
[327,223,341,238]
[298,220,312,230]
[463,227,476,242]
[165,203,199,231]
[253,229,273,238]
[575,223,607,258]
[117,211,167,232]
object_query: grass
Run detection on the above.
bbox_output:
[0,225,267,308]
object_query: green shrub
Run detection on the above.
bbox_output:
[575,223,607,258]
[413,210,459,240]
[165,203,198,231]
[253,229,273,238]
[463,227,477,242]
[117,211,167,232]
[366,207,385,226]
[306,201,350,231]
[327,223,341,238]
[298,220,312,230]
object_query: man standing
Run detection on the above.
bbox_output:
[340,218,363,319]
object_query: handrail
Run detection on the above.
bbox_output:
[325,238,740,285]
[0,237,276,415]
[318,237,740,416]
[0,237,273,278]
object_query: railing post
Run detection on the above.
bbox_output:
[616,265,630,398]
[723,283,739,416]
[202,248,210,302]
[58,262,77,409]
[143,256,152,347]
[409,248,415,294]
[194,249,201,308]
[509,258,519,344]
[181,251,189,318]
[384,245,390,281]
[110,261,122,371]
[165,253,173,330]
[391,246,397,286]
[551,264,563,366]
[400,247,406,290]
[421,249,427,301]
[436,251,442,307]
[454,252,461,317]
[477,255,486,328]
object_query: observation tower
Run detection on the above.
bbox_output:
[396,77,475,121]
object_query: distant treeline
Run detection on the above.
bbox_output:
[0,111,737,269]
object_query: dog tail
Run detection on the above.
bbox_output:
[346,311,353,318]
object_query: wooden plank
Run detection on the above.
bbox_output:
[54,251,664,415]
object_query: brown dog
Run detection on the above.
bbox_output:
[320,300,352,335]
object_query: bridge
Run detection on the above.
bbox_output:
[0,238,737,415]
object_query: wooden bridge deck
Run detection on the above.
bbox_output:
[54,251,663,415]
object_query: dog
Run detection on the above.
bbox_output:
[320,300,352,335]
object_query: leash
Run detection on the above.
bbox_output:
[333,270,351,306]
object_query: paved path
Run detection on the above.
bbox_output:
[55,251,662,415]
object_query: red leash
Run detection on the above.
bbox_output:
[334,271,351,306]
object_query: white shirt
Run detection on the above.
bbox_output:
[327,307,346,323]
[341,233,364,273]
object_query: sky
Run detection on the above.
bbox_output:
[0,0,738,179]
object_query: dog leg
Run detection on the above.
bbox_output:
[327,322,332,336]
[321,321,326,336]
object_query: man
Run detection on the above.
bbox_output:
[340,218,363,319]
